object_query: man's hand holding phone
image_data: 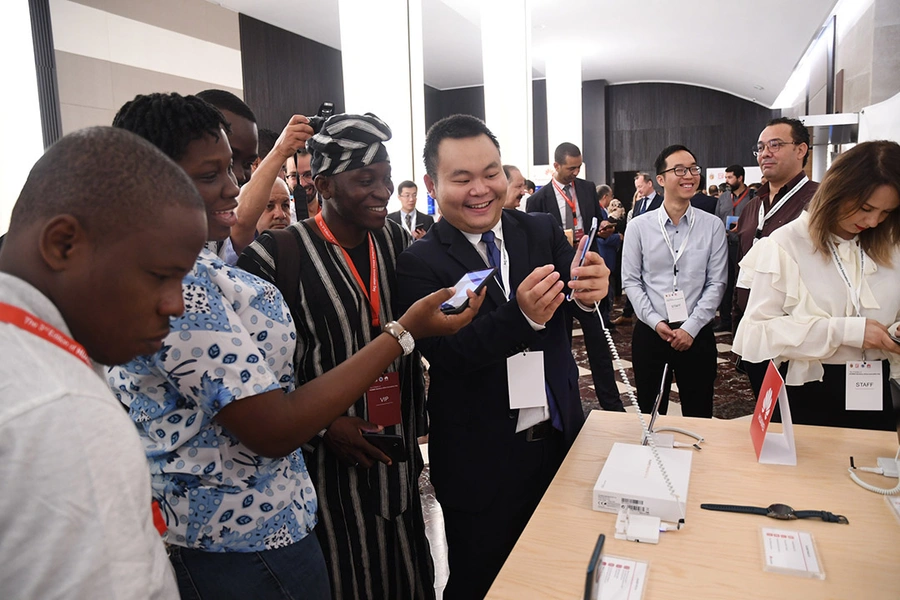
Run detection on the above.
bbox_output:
[568,229,610,305]
[323,416,392,467]
[597,220,615,239]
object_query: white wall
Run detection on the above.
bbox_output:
[0,1,46,235]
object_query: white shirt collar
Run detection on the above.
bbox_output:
[462,218,504,247]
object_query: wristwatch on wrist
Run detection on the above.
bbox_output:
[700,503,849,524]
[383,321,414,356]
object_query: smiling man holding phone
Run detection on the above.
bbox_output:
[397,115,609,599]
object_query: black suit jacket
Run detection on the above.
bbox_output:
[632,192,663,217]
[690,192,717,215]
[396,210,585,511]
[386,209,434,233]
[525,178,600,234]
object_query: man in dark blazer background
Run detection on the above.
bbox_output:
[396,115,610,599]
[525,142,624,412]
[525,142,599,237]
[387,179,434,240]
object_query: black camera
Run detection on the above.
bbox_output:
[307,101,335,134]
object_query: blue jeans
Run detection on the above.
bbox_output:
[169,533,332,599]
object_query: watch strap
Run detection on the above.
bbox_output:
[795,510,849,524]
[700,503,769,516]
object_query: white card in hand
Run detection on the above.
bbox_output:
[507,352,548,409]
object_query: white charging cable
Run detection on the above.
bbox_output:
[595,302,686,528]
[848,448,900,495]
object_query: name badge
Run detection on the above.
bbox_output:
[845,361,882,411]
[506,351,549,410]
[366,371,401,426]
[664,290,689,323]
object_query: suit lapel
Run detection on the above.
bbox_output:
[502,212,530,292]
[575,179,595,226]
[542,185,563,227]
[438,220,508,307]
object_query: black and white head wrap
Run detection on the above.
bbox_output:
[307,112,392,178]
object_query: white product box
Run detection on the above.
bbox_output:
[592,442,692,523]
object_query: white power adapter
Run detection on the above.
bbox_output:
[615,507,661,544]
[876,457,900,478]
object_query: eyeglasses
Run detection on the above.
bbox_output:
[286,173,299,182]
[399,193,418,199]
[659,165,702,177]
[753,140,797,156]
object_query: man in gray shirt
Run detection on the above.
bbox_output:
[622,145,727,417]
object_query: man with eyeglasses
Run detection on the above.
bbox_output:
[622,145,727,418]
[387,180,434,239]
[733,117,818,396]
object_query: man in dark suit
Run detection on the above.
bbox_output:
[396,115,610,600]
[614,171,663,326]
[526,143,624,412]
[629,171,663,221]
[525,142,598,238]
[387,180,434,239]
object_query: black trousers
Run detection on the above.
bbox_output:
[441,431,566,600]
[717,235,739,329]
[747,359,894,431]
[569,310,625,411]
[632,320,717,418]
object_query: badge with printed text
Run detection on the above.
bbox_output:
[845,361,883,411]
[366,371,401,426]
[664,290,689,323]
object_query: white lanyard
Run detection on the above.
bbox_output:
[828,241,865,317]
[828,241,866,360]
[757,176,808,234]
[657,206,695,290]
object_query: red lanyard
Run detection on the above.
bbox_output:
[0,302,91,367]
[0,302,168,534]
[732,188,749,214]
[315,213,381,327]
[551,179,578,221]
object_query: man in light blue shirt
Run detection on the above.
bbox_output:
[622,144,727,418]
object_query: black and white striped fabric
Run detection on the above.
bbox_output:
[307,112,392,178]
[237,220,435,600]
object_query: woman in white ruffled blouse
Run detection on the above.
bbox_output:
[733,140,900,430]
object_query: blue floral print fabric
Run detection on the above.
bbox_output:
[109,249,317,553]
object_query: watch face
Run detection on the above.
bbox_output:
[767,503,796,519]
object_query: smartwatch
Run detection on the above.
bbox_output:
[700,503,848,524]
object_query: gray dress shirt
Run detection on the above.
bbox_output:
[621,204,728,338]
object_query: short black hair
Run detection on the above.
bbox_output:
[257,128,279,160]
[765,116,810,166]
[424,114,500,180]
[655,145,697,175]
[554,142,581,165]
[502,165,520,179]
[596,184,612,197]
[524,179,535,192]
[112,92,230,162]
[726,164,745,179]
[196,89,257,123]
[397,180,417,195]
[9,127,204,244]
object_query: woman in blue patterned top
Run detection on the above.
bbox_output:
[107,93,481,599]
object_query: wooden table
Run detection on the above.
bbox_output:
[487,411,900,599]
